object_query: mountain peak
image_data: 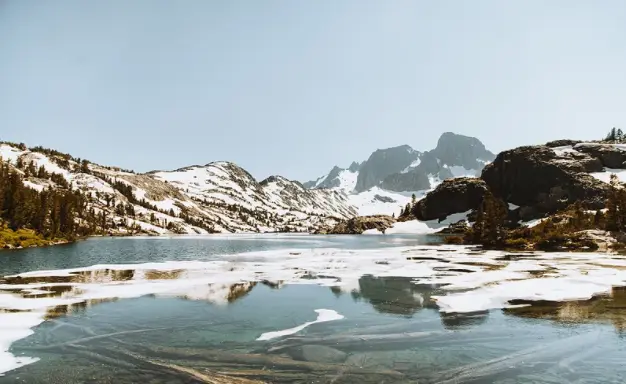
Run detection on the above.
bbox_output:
[305,132,494,195]
[348,161,361,172]
[432,132,495,168]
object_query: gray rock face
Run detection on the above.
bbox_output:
[305,132,494,193]
[381,169,431,191]
[316,166,345,189]
[302,179,319,189]
[431,132,495,169]
[348,161,361,172]
[355,145,419,192]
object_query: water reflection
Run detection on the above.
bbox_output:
[6,266,626,335]
[3,274,626,384]
[349,275,436,316]
[506,286,626,333]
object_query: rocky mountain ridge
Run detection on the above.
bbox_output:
[0,143,357,235]
[303,132,495,217]
[306,132,495,194]
[414,139,621,223]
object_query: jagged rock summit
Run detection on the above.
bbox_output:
[305,132,495,194]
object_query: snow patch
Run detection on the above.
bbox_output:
[362,211,471,235]
[446,165,480,178]
[400,158,421,173]
[0,145,23,165]
[256,309,344,341]
[590,168,626,184]
[551,145,579,156]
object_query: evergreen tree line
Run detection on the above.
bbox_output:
[605,127,625,142]
[452,178,626,249]
[399,193,418,218]
[0,160,96,240]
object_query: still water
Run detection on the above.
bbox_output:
[1,235,625,383]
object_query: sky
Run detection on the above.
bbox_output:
[2,1,626,181]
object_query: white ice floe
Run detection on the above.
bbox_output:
[3,244,626,374]
[256,309,344,341]
[0,312,45,376]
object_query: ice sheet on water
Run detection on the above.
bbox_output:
[2,244,626,375]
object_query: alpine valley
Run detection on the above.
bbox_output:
[0,132,493,238]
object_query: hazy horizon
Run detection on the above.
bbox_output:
[2,1,626,180]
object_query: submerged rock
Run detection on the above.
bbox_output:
[287,344,347,363]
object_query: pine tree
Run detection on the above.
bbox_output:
[467,190,507,246]
[608,127,618,142]
[606,173,620,231]
[411,193,416,206]
[618,128,624,142]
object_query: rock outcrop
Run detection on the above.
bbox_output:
[481,145,608,216]
[573,143,626,168]
[414,142,615,222]
[413,178,488,221]
[322,215,396,234]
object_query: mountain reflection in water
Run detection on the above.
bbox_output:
[2,271,626,383]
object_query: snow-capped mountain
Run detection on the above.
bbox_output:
[0,143,357,235]
[304,132,495,216]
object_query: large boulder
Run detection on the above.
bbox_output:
[481,145,608,216]
[573,143,626,168]
[287,345,347,363]
[326,215,396,234]
[413,177,488,221]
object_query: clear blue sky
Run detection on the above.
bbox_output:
[2,1,626,181]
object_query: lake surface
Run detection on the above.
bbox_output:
[1,234,626,383]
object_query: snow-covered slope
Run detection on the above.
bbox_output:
[0,143,356,234]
